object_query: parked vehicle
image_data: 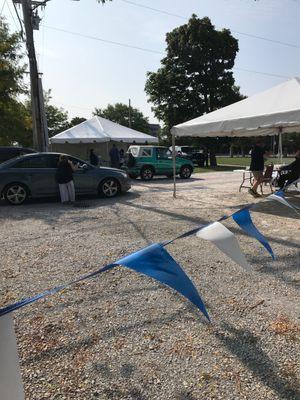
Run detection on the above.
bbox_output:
[0,146,36,163]
[123,145,193,180]
[0,153,131,205]
[170,146,206,167]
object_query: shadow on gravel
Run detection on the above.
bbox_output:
[216,323,300,400]
[0,191,140,224]
[119,200,300,252]
[22,305,209,367]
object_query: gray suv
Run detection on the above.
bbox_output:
[0,153,131,205]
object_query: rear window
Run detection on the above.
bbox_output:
[129,147,139,157]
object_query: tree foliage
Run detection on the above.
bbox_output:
[145,15,244,141]
[0,18,32,146]
[93,103,150,134]
[43,90,69,137]
[68,117,87,128]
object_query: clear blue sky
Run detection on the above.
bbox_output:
[1,0,300,124]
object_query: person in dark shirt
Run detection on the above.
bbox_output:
[109,144,120,168]
[277,150,300,188]
[55,155,77,204]
[89,149,99,166]
[249,140,270,197]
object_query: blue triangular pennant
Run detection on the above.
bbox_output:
[114,243,210,321]
[232,208,275,260]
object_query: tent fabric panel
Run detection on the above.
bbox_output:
[171,77,300,138]
[49,116,158,144]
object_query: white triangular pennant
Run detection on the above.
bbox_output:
[269,193,300,215]
[196,222,251,271]
[0,314,24,400]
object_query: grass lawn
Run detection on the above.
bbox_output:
[216,156,292,167]
[194,165,237,173]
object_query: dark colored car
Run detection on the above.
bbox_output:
[0,146,36,163]
[0,153,131,205]
[180,147,206,167]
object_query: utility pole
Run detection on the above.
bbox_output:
[128,98,132,129]
[15,0,48,151]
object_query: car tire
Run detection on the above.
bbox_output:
[179,165,192,179]
[4,183,29,205]
[99,178,120,198]
[140,166,154,181]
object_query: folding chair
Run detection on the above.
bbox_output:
[259,163,274,194]
[239,169,253,192]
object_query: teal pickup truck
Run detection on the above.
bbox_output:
[122,145,194,180]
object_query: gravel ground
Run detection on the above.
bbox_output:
[1,171,299,400]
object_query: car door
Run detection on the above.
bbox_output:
[11,154,58,196]
[68,157,96,194]
[156,148,173,174]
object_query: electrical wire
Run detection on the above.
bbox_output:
[12,0,24,39]
[5,0,19,32]
[0,0,7,18]
[43,24,290,79]
[120,0,300,51]
[43,24,163,54]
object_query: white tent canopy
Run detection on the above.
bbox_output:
[170,77,300,198]
[171,77,300,138]
[49,116,158,144]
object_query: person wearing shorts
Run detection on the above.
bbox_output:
[249,141,267,197]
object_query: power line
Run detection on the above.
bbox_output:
[43,24,290,80]
[233,67,288,79]
[120,0,300,50]
[5,0,19,32]
[0,0,7,17]
[43,25,163,54]
[12,1,24,39]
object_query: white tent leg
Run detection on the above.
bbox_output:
[277,128,283,164]
[172,132,176,198]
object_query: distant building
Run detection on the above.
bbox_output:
[149,123,161,137]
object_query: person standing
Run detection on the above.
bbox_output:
[55,155,77,204]
[109,144,120,168]
[89,149,99,166]
[249,140,269,197]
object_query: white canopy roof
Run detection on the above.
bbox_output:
[171,77,300,138]
[49,116,158,144]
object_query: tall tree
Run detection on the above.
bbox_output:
[93,103,150,134]
[68,117,87,128]
[0,18,32,146]
[145,15,244,140]
[44,90,69,137]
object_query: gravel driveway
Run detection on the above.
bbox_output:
[1,171,299,400]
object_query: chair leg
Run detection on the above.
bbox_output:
[260,184,263,195]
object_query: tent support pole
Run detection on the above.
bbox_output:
[172,132,176,198]
[277,127,283,164]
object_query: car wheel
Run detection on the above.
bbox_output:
[141,166,154,181]
[179,165,192,179]
[99,178,120,198]
[4,183,28,205]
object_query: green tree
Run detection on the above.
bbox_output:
[145,15,244,141]
[0,18,32,146]
[43,90,69,137]
[68,117,87,128]
[93,103,150,134]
